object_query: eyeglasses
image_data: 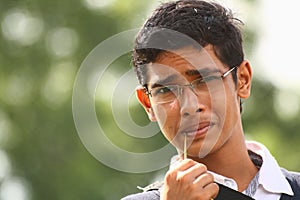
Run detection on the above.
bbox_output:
[145,66,237,104]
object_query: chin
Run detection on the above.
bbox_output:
[188,141,217,158]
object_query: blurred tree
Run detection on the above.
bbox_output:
[0,0,159,199]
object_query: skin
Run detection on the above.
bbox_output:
[136,45,257,200]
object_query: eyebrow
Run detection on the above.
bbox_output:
[150,74,178,88]
[150,68,220,88]
[185,68,220,76]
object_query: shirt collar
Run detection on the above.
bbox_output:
[246,141,294,196]
[170,141,294,197]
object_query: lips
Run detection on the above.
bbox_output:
[180,122,214,138]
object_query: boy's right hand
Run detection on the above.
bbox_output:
[161,159,219,200]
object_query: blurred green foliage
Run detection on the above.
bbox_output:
[0,0,299,200]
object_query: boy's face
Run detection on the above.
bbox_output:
[137,45,251,158]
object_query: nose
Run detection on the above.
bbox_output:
[179,87,203,117]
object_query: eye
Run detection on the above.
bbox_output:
[152,85,177,96]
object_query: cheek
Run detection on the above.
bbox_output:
[210,81,237,116]
[209,91,226,120]
[152,105,167,128]
[152,102,180,138]
[213,87,239,132]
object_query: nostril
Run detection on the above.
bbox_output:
[196,108,202,113]
[182,112,190,117]
[182,108,202,117]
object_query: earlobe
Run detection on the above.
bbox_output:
[237,60,252,99]
[136,87,157,122]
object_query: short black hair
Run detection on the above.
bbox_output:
[133,0,244,86]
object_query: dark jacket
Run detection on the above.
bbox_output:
[280,169,300,200]
[121,169,300,200]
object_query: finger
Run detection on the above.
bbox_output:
[204,182,219,199]
[193,172,214,187]
[173,159,201,172]
[185,162,207,176]
[176,162,207,182]
[165,159,198,184]
[189,182,219,200]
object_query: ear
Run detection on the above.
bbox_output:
[237,60,252,99]
[136,87,157,122]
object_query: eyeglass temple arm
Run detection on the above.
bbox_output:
[222,66,237,78]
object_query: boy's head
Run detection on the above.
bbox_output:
[133,0,252,157]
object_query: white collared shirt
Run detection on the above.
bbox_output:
[246,141,294,199]
[169,141,294,199]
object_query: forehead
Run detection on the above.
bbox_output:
[147,45,225,84]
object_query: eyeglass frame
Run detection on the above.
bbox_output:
[143,66,238,104]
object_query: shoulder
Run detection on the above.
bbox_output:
[281,168,300,198]
[281,168,300,185]
[121,181,163,200]
[121,190,160,200]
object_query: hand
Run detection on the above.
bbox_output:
[161,159,219,200]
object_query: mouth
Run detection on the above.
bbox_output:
[181,122,215,138]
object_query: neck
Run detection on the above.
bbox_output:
[190,129,258,192]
